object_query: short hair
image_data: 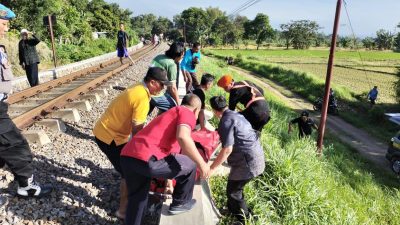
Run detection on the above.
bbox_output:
[181,94,201,108]
[192,42,200,48]
[200,73,215,86]
[165,42,185,60]
[0,45,6,53]
[210,96,227,111]
[301,111,309,117]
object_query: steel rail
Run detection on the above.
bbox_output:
[12,45,158,129]
[7,45,151,104]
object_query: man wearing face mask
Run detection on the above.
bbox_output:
[18,28,40,87]
[0,4,53,208]
[93,67,169,219]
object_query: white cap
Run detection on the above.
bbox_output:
[20,29,28,34]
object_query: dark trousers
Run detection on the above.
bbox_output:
[25,63,39,87]
[0,125,33,187]
[121,154,196,225]
[190,72,200,90]
[94,137,126,177]
[227,179,252,222]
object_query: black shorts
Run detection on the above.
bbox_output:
[95,137,126,177]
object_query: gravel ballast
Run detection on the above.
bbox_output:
[0,45,166,225]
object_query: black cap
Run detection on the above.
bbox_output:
[145,67,169,84]
[301,111,309,117]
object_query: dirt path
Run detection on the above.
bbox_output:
[229,66,391,172]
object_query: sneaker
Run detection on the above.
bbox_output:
[0,195,8,207]
[168,199,196,215]
[17,177,53,198]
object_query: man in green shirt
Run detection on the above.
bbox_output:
[149,42,184,114]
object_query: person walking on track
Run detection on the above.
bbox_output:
[93,67,169,219]
[181,42,201,92]
[217,74,270,133]
[18,29,40,87]
[116,23,134,65]
[149,42,185,114]
[0,4,53,208]
[120,94,210,225]
[208,96,265,224]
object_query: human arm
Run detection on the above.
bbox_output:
[288,118,298,134]
[168,83,180,105]
[176,125,210,178]
[18,42,24,68]
[29,32,40,46]
[210,146,232,175]
[131,122,145,137]
[199,109,206,130]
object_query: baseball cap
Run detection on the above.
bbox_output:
[145,67,169,84]
[217,74,233,88]
[0,4,15,20]
[301,111,309,117]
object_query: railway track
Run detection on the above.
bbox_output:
[8,44,158,129]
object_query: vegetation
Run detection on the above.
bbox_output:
[197,56,400,225]
[204,49,400,141]
[3,0,138,72]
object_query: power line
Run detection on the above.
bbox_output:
[343,0,373,89]
[229,0,261,18]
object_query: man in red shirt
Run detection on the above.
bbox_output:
[120,94,210,225]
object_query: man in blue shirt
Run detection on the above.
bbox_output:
[181,43,201,92]
[367,86,378,105]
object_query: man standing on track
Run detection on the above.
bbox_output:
[0,3,53,208]
[208,96,265,224]
[93,67,169,219]
[18,29,40,87]
[120,94,210,225]
[181,42,201,92]
[116,23,134,65]
[217,74,270,133]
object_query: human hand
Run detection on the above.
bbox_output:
[199,163,211,179]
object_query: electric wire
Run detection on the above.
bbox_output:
[343,0,373,89]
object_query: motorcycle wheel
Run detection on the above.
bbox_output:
[391,158,400,174]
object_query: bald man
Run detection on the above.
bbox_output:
[120,94,210,225]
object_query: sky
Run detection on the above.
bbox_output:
[105,0,400,37]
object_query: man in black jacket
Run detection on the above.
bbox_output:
[217,74,270,132]
[0,4,52,208]
[19,29,40,87]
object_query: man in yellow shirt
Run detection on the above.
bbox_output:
[93,67,168,219]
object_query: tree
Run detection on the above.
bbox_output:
[362,37,376,50]
[166,29,183,42]
[244,13,274,50]
[394,24,400,52]
[338,36,352,48]
[152,17,173,35]
[280,20,320,49]
[131,14,157,38]
[179,7,211,44]
[375,29,394,50]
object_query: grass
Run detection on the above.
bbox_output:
[203,49,400,142]
[207,49,400,103]
[198,56,400,225]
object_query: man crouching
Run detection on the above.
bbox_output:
[209,96,265,224]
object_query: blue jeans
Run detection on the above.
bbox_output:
[149,93,177,115]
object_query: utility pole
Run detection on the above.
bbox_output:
[317,0,343,153]
[48,15,57,68]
